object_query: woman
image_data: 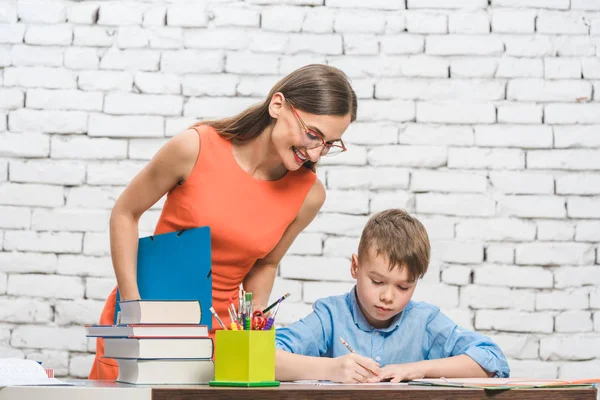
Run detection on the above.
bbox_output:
[88,64,358,380]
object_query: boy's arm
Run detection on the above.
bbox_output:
[275,349,335,381]
[379,354,490,383]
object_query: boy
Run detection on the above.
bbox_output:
[275,209,509,383]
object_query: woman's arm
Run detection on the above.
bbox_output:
[110,129,199,300]
[243,179,326,308]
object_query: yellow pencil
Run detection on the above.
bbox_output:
[339,337,379,377]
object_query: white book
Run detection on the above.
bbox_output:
[119,300,201,324]
[104,337,213,359]
[86,324,209,338]
[116,359,214,385]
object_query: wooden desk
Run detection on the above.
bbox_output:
[0,380,597,400]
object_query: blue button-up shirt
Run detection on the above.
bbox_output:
[276,287,510,378]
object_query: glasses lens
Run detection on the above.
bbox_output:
[323,146,344,157]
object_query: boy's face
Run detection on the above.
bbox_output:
[351,248,417,329]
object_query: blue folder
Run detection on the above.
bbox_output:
[114,226,212,329]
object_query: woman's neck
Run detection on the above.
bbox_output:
[231,125,288,181]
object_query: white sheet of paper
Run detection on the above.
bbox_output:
[0,358,69,386]
[285,380,408,386]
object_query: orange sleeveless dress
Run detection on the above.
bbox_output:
[88,125,316,380]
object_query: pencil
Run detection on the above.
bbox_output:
[263,292,291,314]
[339,337,379,377]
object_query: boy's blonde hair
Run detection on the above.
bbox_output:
[357,209,430,282]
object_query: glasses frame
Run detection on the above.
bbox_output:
[286,100,347,156]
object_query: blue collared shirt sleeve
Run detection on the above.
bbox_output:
[424,309,510,378]
[275,299,334,357]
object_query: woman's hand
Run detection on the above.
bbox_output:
[330,353,381,384]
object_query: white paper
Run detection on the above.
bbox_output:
[285,380,408,386]
[0,358,69,386]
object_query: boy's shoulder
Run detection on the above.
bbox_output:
[313,292,351,311]
[404,300,442,319]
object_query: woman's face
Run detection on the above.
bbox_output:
[269,94,352,171]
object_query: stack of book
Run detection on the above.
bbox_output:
[87,299,214,385]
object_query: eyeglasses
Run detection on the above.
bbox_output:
[286,100,346,157]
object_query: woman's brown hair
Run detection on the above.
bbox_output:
[192,64,357,171]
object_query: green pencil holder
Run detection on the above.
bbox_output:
[209,329,279,387]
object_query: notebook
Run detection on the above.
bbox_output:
[114,227,213,329]
[409,377,600,390]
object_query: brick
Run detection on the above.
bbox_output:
[116,26,148,48]
[358,99,415,122]
[456,219,535,241]
[319,147,367,166]
[490,171,553,194]
[537,290,589,310]
[344,34,378,55]
[287,232,323,255]
[261,6,304,32]
[576,222,600,241]
[88,114,164,139]
[27,89,102,112]
[417,193,495,216]
[73,26,114,47]
[497,103,543,124]
[87,161,145,186]
[24,24,72,46]
[400,124,473,146]
[461,286,535,310]
[516,243,595,265]
[10,109,87,134]
[408,0,486,8]
[555,267,600,288]
[509,360,559,378]
[64,47,99,70]
[377,79,504,101]
[496,57,543,78]
[280,255,353,282]
[499,195,565,218]
[546,104,600,124]
[288,34,342,55]
[492,9,535,33]
[4,231,82,254]
[51,136,127,160]
[326,167,409,190]
[161,50,223,74]
[100,48,159,71]
[302,7,334,33]
[323,236,359,258]
[104,93,182,116]
[327,0,404,9]
[134,72,180,95]
[370,191,412,213]
[582,58,600,79]
[554,125,600,148]
[486,244,514,263]
[490,334,539,360]
[475,265,553,288]
[78,70,132,92]
[237,75,281,97]
[55,299,106,325]
[508,79,591,102]
[572,0,600,9]
[475,125,552,148]
[492,0,569,8]
[406,12,446,34]
[554,36,595,57]
[129,138,167,159]
[528,150,600,170]
[594,289,600,308]
[450,58,497,78]
[0,132,50,158]
[559,360,600,380]
[537,11,589,34]
[368,146,446,168]
[545,57,582,79]
[183,28,247,51]
[504,35,554,57]
[0,298,52,323]
[0,2,17,23]
[32,209,108,232]
[303,281,354,303]
[568,197,600,218]
[557,173,600,195]
[67,187,123,209]
[305,213,369,236]
[0,23,25,44]
[67,2,99,24]
[441,266,470,285]
[412,283,459,307]
[450,148,524,169]
[537,220,575,241]
[0,205,30,229]
[98,2,144,25]
[417,102,495,124]
[83,232,110,256]
[339,123,396,145]
[25,350,69,377]
[0,88,23,109]
[411,170,486,193]
[380,35,424,54]
[57,255,121,278]
[0,252,58,274]
[268,278,303,306]
[148,27,183,49]
[18,1,66,23]
[321,190,369,215]
[167,5,208,27]
[449,12,490,34]
[334,11,385,34]
[184,97,259,119]
[0,46,10,67]
[417,216,456,240]
[11,45,63,67]
[69,354,95,378]
[432,241,483,263]
[427,35,503,55]
[9,159,85,185]
[11,326,87,351]
[0,183,63,207]
[540,335,600,360]
[476,310,553,333]
[4,67,76,89]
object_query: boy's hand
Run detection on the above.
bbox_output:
[379,362,426,383]
[331,354,381,383]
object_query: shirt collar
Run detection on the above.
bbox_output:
[346,286,408,333]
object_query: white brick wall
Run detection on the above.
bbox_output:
[0,0,598,379]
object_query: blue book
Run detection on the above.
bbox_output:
[114,226,212,329]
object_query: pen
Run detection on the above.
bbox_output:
[210,307,227,330]
[339,337,379,377]
[245,292,253,330]
[262,292,291,314]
